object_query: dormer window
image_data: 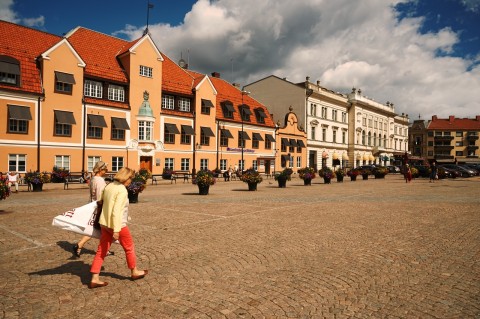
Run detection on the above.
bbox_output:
[255,108,267,124]
[108,84,125,102]
[221,101,235,118]
[240,104,251,122]
[55,71,75,94]
[84,80,103,98]
[0,55,20,86]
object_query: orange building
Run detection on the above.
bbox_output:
[1,21,300,175]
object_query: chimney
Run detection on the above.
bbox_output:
[449,115,455,122]
[232,83,241,88]
[476,115,480,121]
[317,80,321,86]
[211,72,220,78]
[432,115,437,121]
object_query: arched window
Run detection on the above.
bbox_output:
[373,133,377,146]
[368,132,372,146]
[362,130,366,145]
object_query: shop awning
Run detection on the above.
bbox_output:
[201,126,215,137]
[181,125,194,135]
[240,105,252,115]
[54,110,76,124]
[221,129,234,138]
[112,117,130,130]
[252,133,264,141]
[296,140,306,147]
[265,134,276,142]
[342,153,349,160]
[289,139,298,147]
[239,131,250,140]
[88,114,107,128]
[281,138,290,147]
[165,123,180,134]
[8,105,32,120]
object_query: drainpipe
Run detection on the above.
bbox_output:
[82,97,86,174]
[37,96,41,171]
[216,120,220,169]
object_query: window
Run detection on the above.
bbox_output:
[112,157,124,172]
[220,130,229,147]
[220,159,227,171]
[255,109,267,124]
[178,97,191,112]
[428,141,433,146]
[428,131,434,137]
[311,127,316,140]
[222,102,235,118]
[9,154,26,172]
[321,107,327,119]
[374,120,378,129]
[138,121,152,141]
[7,105,31,134]
[322,128,327,141]
[252,139,259,149]
[252,160,258,171]
[455,141,463,146]
[88,156,102,172]
[164,124,178,144]
[55,155,70,170]
[139,65,153,78]
[311,103,317,116]
[162,95,175,109]
[238,132,246,148]
[84,80,103,98]
[87,114,106,139]
[238,159,244,171]
[297,156,301,168]
[384,123,387,131]
[240,105,251,122]
[164,131,175,144]
[181,125,193,145]
[54,110,75,137]
[54,72,75,94]
[165,158,174,170]
[368,132,372,146]
[265,138,272,149]
[289,156,294,168]
[108,84,125,102]
[362,131,366,145]
[181,158,190,171]
[332,130,337,143]
[200,159,208,170]
[201,130,210,145]
[456,131,463,137]
[332,109,337,121]
[362,117,367,126]
[342,112,347,123]
[201,99,213,115]
[111,118,129,140]
[444,131,451,136]
[342,131,346,144]
[0,55,20,86]
[368,119,372,127]
[455,151,463,156]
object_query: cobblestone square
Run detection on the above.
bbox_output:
[1,175,479,318]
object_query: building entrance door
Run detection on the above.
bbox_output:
[140,156,152,172]
[309,150,317,171]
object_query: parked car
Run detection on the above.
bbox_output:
[442,164,476,177]
[387,165,400,173]
[437,166,452,179]
[462,164,480,176]
[413,165,430,178]
[439,166,461,178]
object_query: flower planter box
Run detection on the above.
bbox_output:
[324,177,331,184]
[303,178,312,186]
[374,174,386,179]
[277,178,287,188]
[198,184,210,195]
[247,182,257,191]
[337,176,344,182]
[32,183,43,192]
[350,175,357,181]
[362,174,369,180]
[128,191,139,203]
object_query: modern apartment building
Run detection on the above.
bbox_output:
[245,77,409,169]
[1,20,287,175]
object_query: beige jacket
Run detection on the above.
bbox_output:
[99,181,129,232]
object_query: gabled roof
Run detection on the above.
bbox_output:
[66,27,130,83]
[428,116,480,130]
[0,20,62,94]
[209,76,275,128]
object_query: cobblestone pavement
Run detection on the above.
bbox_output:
[0,175,479,319]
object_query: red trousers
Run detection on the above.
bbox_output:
[90,226,136,274]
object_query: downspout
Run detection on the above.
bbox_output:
[216,120,219,169]
[82,97,86,173]
[37,96,41,171]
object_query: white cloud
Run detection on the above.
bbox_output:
[460,0,480,12]
[0,0,18,22]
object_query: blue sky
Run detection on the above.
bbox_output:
[1,0,479,119]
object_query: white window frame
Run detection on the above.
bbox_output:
[55,155,70,170]
[139,65,153,78]
[84,80,103,98]
[165,158,174,170]
[200,159,209,170]
[296,156,301,168]
[87,156,102,172]
[220,159,227,171]
[162,95,174,109]
[138,120,153,141]
[9,154,26,172]
[108,84,125,102]
[181,158,190,171]
[252,160,258,171]
[178,97,191,112]
[112,156,124,172]
[342,112,347,123]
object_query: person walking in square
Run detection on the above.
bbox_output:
[429,162,438,183]
[88,167,147,289]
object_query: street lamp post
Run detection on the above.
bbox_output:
[240,90,250,172]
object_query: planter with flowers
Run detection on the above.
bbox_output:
[240,168,263,191]
[335,168,345,182]
[298,167,316,186]
[127,169,149,203]
[347,168,360,181]
[373,167,388,179]
[361,168,371,180]
[0,176,10,200]
[193,169,216,195]
[274,168,293,188]
[162,168,173,180]
[318,167,335,184]
[51,166,69,183]
[24,171,51,192]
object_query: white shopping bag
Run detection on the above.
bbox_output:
[52,201,101,238]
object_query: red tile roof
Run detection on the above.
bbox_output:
[161,54,194,96]
[0,21,61,94]
[66,27,129,83]
[428,115,480,130]
[208,76,275,128]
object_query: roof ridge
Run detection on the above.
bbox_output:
[66,26,130,43]
[0,19,62,39]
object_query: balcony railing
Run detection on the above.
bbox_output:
[434,145,454,150]
[467,135,479,141]
[467,145,479,150]
[434,136,454,141]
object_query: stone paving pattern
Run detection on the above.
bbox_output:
[0,175,479,318]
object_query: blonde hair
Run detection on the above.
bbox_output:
[93,161,108,174]
[114,167,135,183]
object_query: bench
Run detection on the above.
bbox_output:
[173,171,191,183]
[64,173,87,190]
